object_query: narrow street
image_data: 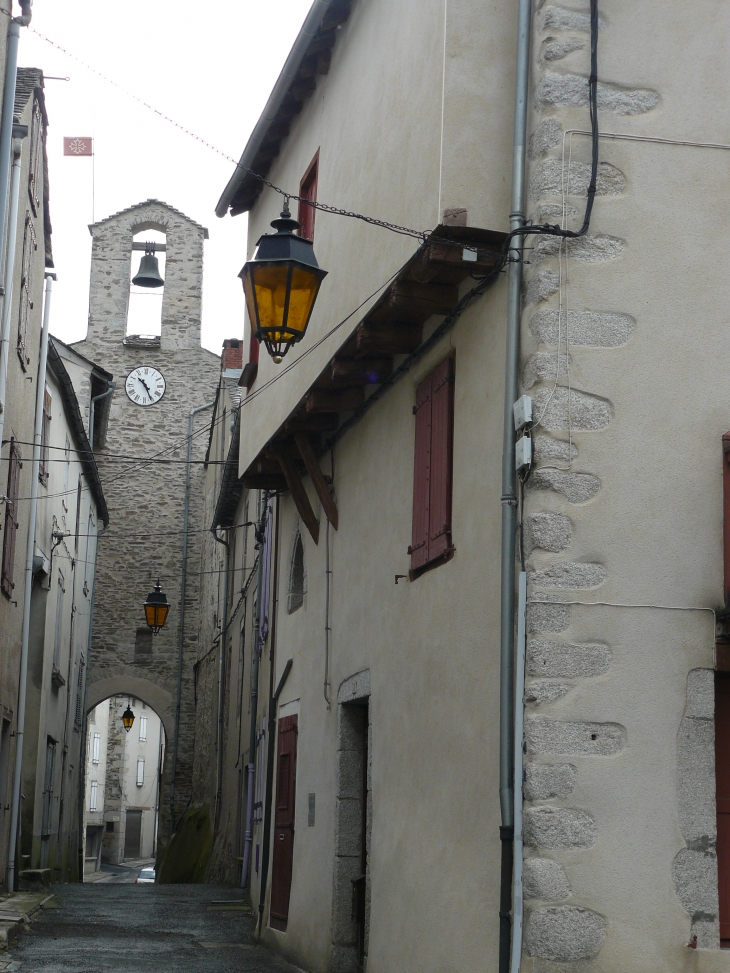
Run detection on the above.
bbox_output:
[8,884,301,973]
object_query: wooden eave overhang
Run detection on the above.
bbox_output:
[238,224,506,539]
[219,0,354,217]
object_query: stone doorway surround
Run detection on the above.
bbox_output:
[331,670,371,973]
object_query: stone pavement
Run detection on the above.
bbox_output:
[8,883,303,972]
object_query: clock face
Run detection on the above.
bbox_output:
[125,366,166,406]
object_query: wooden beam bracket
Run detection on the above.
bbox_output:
[271,442,320,544]
[294,433,339,530]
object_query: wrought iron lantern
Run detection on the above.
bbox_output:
[239,202,327,363]
[122,704,135,733]
[144,580,170,634]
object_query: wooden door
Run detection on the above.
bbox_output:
[716,673,730,944]
[270,715,298,931]
[124,811,142,860]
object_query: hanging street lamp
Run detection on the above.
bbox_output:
[144,580,170,635]
[239,201,327,364]
[122,704,135,733]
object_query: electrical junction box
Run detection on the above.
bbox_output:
[515,435,532,471]
[513,394,533,431]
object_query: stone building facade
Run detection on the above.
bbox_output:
[196,0,730,971]
[72,200,220,855]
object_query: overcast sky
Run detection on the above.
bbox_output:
[20,0,310,353]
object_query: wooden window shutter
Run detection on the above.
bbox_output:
[2,439,22,596]
[39,388,51,481]
[409,356,455,575]
[297,150,319,242]
[428,357,455,561]
[28,99,43,216]
[17,214,36,369]
[410,373,432,571]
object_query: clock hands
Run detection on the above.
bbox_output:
[138,377,154,400]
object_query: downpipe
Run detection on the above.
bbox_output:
[211,527,230,830]
[241,493,269,889]
[7,272,53,891]
[0,134,26,451]
[169,399,214,832]
[511,572,527,973]
[500,1,532,971]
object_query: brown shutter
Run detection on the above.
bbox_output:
[2,439,22,597]
[39,388,51,480]
[410,373,432,571]
[270,714,298,931]
[428,356,454,562]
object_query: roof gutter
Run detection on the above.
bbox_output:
[215,0,336,218]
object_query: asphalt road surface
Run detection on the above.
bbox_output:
[10,883,302,972]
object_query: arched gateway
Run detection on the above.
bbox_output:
[72,200,220,857]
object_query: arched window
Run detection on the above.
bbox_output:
[287,532,305,614]
[126,229,166,337]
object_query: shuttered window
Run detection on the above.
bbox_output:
[409,356,455,576]
[297,150,319,242]
[74,654,85,726]
[28,99,43,217]
[1,439,22,597]
[17,213,36,370]
[39,388,51,482]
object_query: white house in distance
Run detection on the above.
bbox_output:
[84,695,164,870]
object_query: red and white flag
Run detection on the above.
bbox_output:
[63,137,93,156]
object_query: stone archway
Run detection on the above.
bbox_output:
[86,675,173,743]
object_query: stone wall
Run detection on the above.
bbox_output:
[73,200,220,855]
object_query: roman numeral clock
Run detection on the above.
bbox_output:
[125,366,166,406]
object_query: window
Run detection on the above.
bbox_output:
[134,627,152,663]
[28,98,43,217]
[92,732,100,764]
[89,780,98,812]
[17,213,36,370]
[39,388,51,483]
[136,758,144,787]
[287,532,305,613]
[1,439,22,597]
[62,436,70,518]
[139,715,147,742]
[74,479,82,553]
[409,356,455,576]
[297,150,319,242]
[52,573,65,669]
[105,820,114,833]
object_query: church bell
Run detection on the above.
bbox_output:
[132,246,165,288]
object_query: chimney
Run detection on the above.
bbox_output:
[222,338,243,371]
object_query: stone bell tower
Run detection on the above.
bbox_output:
[72,200,220,858]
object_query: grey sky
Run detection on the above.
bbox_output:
[20,0,310,354]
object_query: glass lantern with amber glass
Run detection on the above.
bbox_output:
[239,203,327,363]
[144,580,170,635]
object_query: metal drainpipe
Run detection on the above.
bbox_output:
[169,399,214,832]
[500,2,532,971]
[0,1,31,269]
[511,572,528,973]
[76,381,113,880]
[240,492,268,889]
[7,271,53,891]
[0,133,27,453]
[211,527,230,830]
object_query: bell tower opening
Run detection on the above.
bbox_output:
[126,229,166,338]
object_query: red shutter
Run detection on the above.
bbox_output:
[428,356,454,562]
[270,714,298,931]
[2,440,22,596]
[717,672,730,943]
[410,373,432,571]
[39,389,51,480]
[297,151,319,242]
